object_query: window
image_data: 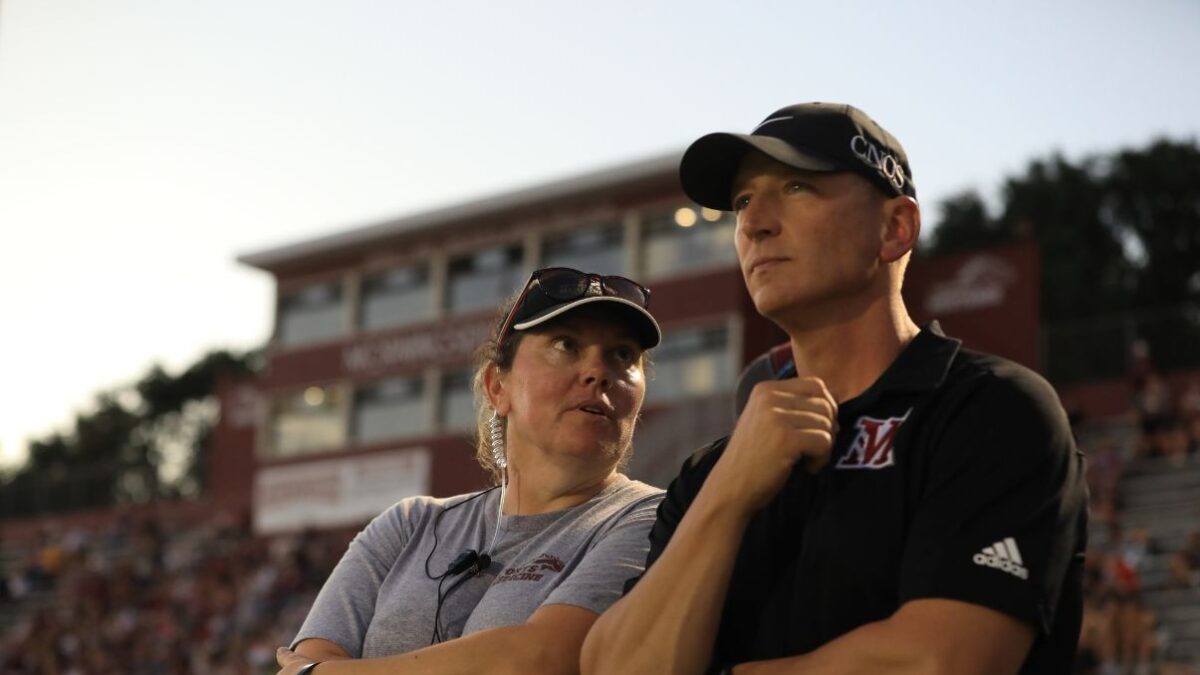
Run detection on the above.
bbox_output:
[641,206,736,280]
[645,325,733,405]
[361,264,433,331]
[447,245,524,314]
[542,222,625,276]
[268,385,346,457]
[352,376,429,444]
[439,369,476,431]
[278,282,345,347]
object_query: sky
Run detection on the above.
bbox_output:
[1,0,1198,468]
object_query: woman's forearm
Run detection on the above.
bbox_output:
[581,485,753,675]
[309,603,597,675]
[294,637,352,662]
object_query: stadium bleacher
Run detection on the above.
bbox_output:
[3,382,1199,674]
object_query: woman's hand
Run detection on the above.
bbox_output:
[276,646,339,675]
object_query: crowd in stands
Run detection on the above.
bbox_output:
[3,368,1200,674]
[1,512,350,674]
[1073,355,1200,675]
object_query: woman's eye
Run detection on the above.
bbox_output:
[612,345,640,365]
[551,336,576,352]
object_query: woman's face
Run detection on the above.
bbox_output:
[489,306,647,470]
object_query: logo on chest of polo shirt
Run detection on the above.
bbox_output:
[835,410,911,470]
[495,553,566,584]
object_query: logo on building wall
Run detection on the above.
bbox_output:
[341,319,491,374]
[923,255,1018,315]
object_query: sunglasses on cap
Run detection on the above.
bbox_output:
[496,267,654,347]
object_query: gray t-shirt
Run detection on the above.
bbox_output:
[293,474,663,657]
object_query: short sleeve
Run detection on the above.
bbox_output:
[898,369,1088,633]
[291,499,418,657]
[542,493,664,615]
[622,440,725,594]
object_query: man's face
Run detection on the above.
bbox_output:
[731,151,888,325]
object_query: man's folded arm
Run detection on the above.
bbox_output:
[731,598,1034,675]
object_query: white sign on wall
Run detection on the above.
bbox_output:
[253,447,431,534]
[923,255,1018,315]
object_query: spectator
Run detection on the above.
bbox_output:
[1136,372,1177,458]
[1169,530,1200,589]
[0,512,350,675]
[1181,378,1200,454]
[1085,438,1125,526]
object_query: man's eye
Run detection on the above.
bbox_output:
[786,181,811,193]
[731,194,750,212]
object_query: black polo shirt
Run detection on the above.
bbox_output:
[631,324,1089,673]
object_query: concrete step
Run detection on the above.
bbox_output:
[1145,587,1200,610]
[1117,511,1200,544]
[1160,603,1200,626]
[1120,469,1200,496]
[1164,637,1200,665]
[1124,488,1200,510]
[1168,617,1200,643]
[1120,500,1200,522]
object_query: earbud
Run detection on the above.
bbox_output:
[488,411,507,471]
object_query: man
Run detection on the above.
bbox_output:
[581,103,1088,674]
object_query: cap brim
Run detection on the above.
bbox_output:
[512,295,662,349]
[679,133,838,211]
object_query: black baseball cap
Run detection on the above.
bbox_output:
[499,267,661,349]
[679,102,917,211]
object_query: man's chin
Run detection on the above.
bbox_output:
[750,287,799,322]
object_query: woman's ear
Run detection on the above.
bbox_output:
[880,196,921,264]
[483,363,510,416]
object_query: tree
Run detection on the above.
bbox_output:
[1103,139,1200,308]
[0,349,257,518]
[999,153,1138,321]
[920,190,1007,257]
[922,138,1200,380]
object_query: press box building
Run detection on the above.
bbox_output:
[217,152,1041,534]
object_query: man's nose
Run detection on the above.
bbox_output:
[737,193,782,242]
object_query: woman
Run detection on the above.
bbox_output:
[276,267,665,675]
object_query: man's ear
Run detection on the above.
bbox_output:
[880,196,921,264]
[483,363,510,416]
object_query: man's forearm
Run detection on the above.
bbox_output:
[582,486,753,675]
[731,618,938,675]
[732,599,1034,675]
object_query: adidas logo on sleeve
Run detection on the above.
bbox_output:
[972,537,1029,580]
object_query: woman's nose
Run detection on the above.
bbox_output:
[579,349,612,388]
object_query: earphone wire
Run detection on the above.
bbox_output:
[424,482,504,645]
[423,485,501,581]
[427,412,508,644]
[486,477,506,555]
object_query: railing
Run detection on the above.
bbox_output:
[0,462,184,520]
[1041,303,1200,384]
